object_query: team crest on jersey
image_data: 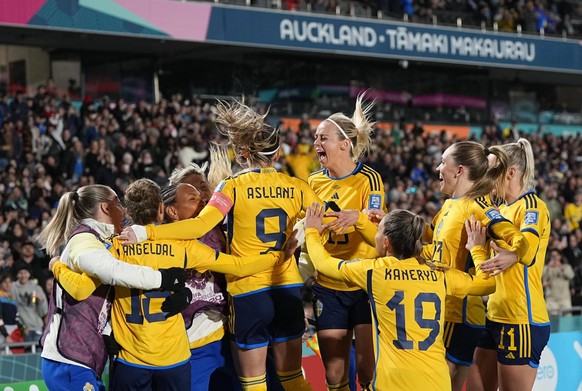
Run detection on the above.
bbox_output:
[524,211,539,225]
[368,194,382,210]
[315,299,324,317]
[485,209,503,221]
[83,383,95,391]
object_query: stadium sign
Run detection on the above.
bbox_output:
[0,0,580,73]
[208,7,577,73]
[280,23,536,63]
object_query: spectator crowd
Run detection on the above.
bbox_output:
[0,81,581,348]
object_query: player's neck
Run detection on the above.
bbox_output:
[451,178,473,198]
[327,160,357,179]
[505,181,527,204]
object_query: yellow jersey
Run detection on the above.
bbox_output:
[488,192,550,325]
[53,237,283,367]
[421,195,528,326]
[308,162,385,291]
[564,202,582,232]
[305,229,493,391]
[148,167,321,296]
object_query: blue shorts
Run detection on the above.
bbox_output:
[312,283,371,330]
[229,286,304,349]
[477,319,550,367]
[42,359,105,391]
[190,340,227,391]
[443,322,484,366]
[109,360,190,391]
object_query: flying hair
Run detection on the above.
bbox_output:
[326,92,375,161]
[214,97,280,168]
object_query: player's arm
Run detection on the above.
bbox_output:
[305,228,345,280]
[460,216,495,295]
[477,206,530,265]
[184,240,284,277]
[354,211,378,246]
[123,179,234,243]
[69,234,163,290]
[51,261,101,301]
[445,267,495,297]
[145,204,225,241]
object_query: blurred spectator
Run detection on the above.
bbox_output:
[562,234,582,267]
[544,249,575,316]
[564,190,582,232]
[10,263,47,342]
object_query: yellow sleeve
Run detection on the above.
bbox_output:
[354,211,377,247]
[445,267,495,298]
[477,206,530,265]
[468,245,496,295]
[52,261,102,301]
[184,240,282,277]
[305,228,345,280]
[146,205,224,241]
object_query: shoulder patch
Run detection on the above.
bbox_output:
[485,209,503,221]
[524,211,539,225]
[368,194,382,210]
[214,180,226,192]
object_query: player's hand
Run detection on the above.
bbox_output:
[159,268,187,291]
[324,210,359,234]
[118,225,147,245]
[103,334,121,356]
[305,203,325,234]
[48,257,60,271]
[363,209,386,225]
[480,242,518,276]
[464,215,486,250]
[161,287,192,318]
[282,230,300,261]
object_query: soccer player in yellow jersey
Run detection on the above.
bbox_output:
[120,100,316,391]
[564,190,582,232]
[422,141,530,391]
[308,94,384,391]
[52,179,292,391]
[303,203,495,391]
[467,139,550,391]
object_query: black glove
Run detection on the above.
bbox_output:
[103,334,120,356]
[161,287,192,319]
[159,267,186,291]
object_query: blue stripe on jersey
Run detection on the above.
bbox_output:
[523,267,550,326]
[231,283,304,298]
[114,357,190,370]
[521,228,539,237]
[227,190,235,245]
[324,162,363,180]
[366,269,380,391]
[505,190,536,207]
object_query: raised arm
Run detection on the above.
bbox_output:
[184,240,285,277]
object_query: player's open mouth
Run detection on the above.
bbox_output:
[317,151,327,161]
